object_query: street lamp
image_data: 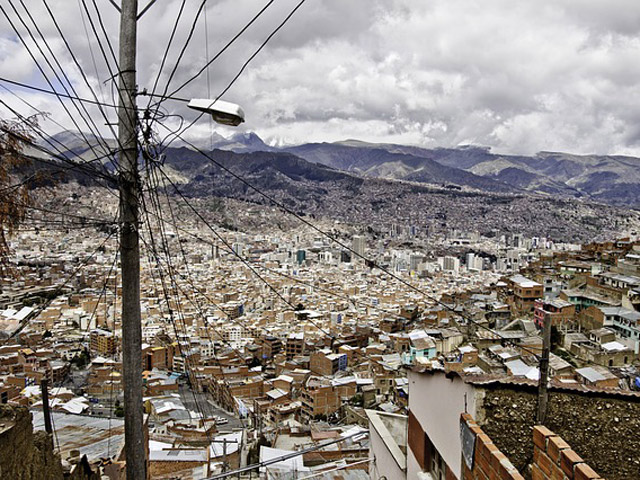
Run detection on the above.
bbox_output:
[187,98,245,126]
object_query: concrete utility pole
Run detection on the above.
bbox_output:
[117,0,145,478]
[537,315,552,425]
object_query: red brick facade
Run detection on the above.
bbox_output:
[532,425,605,480]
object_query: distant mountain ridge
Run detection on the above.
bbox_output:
[41,131,640,206]
[283,140,640,206]
[283,143,515,193]
[157,146,638,243]
[31,133,640,242]
[186,131,640,206]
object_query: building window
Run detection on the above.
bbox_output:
[429,444,447,480]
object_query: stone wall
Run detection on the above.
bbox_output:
[460,413,524,480]
[0,404,63,480]
[532,426,604,480]
[477,386,640,480]
[461,414,604,480]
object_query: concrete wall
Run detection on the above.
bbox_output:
[407,370,478,479]
[367,410,407,480]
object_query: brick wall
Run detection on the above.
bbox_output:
[532,426,604,480]
[478,387,639,479]
[460,413,524,480]
[460,414,604,480]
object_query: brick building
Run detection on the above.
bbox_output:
[309,349,347,376]
[533,299,576,329]
[89,329,118,356]
[300,377,341,419]
[508,275,543,313]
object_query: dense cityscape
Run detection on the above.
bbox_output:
[3,1,640,480]
[0,182,639,479]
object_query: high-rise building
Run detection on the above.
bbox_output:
[466,253,475,271]
[352,235,366,258]
[466,253,483,271]
[410,253,425,272]
[439,256,460,272]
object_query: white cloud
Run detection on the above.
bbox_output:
[2,0,640,155]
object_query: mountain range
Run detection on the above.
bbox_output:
[31,131,640,242]
[41,130,640,207]
[190,132,640,207]
[283,140,640,206]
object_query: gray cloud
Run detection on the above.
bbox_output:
[2,0,640,156]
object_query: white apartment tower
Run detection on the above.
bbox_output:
[352,235,366,258]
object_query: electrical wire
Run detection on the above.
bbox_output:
[15,0,114,158]
[0,82,116,164]
[1,230,117,345]
[0,98,120,200]
[147,0,308,153]
[142,166,431,379]
[151,0,207,114]
[1,4,113,168]
[0,77,123,110]
[77,0,106,101]
[166,0,276,101]
[154,125,543,359]
[139,168,216,436]
[42,0,136,157]
[144,0,187,112]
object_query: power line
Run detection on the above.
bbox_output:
[15,0,115,158]
[1,4,113,167]
[151,0,207,114]
[155,166,343,344]
[297,458,373,480]
[165,0,276,101]
[143,175,416,327]
[87,0,120,71]
[141,168,430,377]
[139,163,220,434]
[144,0,187,112]
[154,126,542,359]
[0,104,118,186]
[0,77,123,110]
[137,229,248,430]
[1,230,117,345]
[77,0,106,101]
[0,82,116,163]
[203,430,364,480]
[146,0,308,152]
[42,0,137,151]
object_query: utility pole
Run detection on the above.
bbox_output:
[537,315,551,425]
[222,438,228,473]
[40,378,52,435]
[117,1,145,479]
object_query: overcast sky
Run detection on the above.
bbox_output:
[2,0,640,155]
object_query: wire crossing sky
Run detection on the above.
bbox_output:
[2,0,640,155]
